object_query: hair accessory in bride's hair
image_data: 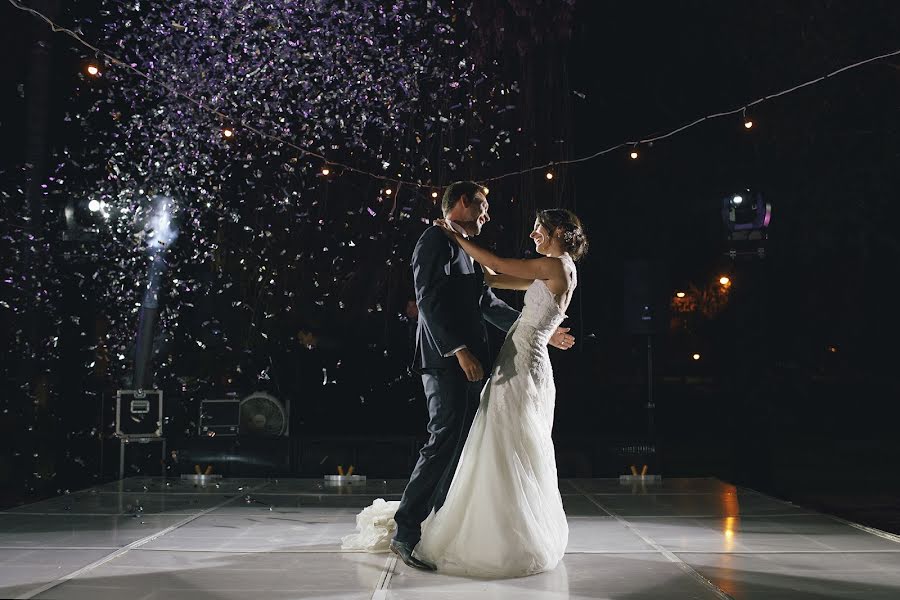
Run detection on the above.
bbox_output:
[562,228,583,243]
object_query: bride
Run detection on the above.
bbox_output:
[343,208,588,578]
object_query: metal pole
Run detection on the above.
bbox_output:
[119,439,125,480]
[647,335,655,440]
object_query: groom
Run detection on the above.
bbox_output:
[390,181,575,570]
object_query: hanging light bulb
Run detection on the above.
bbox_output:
[321,166,330,176]
[481,186,489,196]
[385,188,392,196]
[223,128,234,138]
[431,191,439,199]
[629,145,639,160]
[545,171,554,180]
[86,64,101,77]
[742,107,753,130]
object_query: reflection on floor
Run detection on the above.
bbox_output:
[2,477,899,599]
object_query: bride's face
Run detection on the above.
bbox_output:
[529,220,559,256]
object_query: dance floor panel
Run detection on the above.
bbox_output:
[1,477,898,599]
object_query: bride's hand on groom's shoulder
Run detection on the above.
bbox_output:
[433,218,456,237]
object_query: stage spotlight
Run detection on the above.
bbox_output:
[88,199,101,212]
[722,190,772,233]
[692,353,701,361]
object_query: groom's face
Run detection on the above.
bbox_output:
[462,192,490,236]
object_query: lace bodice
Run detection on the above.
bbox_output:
[517,254,577,344]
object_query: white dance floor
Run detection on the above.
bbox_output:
[2,477,899,599]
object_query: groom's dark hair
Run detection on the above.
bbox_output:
[441,181,482,217]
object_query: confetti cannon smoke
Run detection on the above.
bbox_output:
[132,197,178,390]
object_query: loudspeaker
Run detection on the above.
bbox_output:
[623,260,669,335]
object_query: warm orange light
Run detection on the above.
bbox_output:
[723,516,737,540]
[828,345,838,353]
[719,276,731,286]
[675,291,686,298]
[321,167,330,176]
[223,128,234,138]
[431,191,438,198]
[86,64,100,76]
[692,353,701,361]
[545,171,554,180]
[481,186,489,195]
[385,188,392,196]
[744,120,753,129]
[629,149,639,160]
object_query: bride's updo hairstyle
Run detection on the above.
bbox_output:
[537,208,589,261]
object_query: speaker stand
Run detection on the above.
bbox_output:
[646,335,655,441]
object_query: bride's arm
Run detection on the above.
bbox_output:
[446,230,564,283]
[484,272,534,291]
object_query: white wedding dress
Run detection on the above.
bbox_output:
[342,254,576,578]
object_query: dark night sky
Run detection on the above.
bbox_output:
[2,0,899,398]
[1,1,900,508]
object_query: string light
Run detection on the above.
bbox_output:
[384,188,393,196]
[719,276,731,286]
[431,191,438,198]
[321,166,330,176]
[675,291,686,298]
[86,64,100,76]
[742,107,753,129]
[10,0,900,190]
[222,128,234,139]
[692,353,701,361]
[545,171,554,180]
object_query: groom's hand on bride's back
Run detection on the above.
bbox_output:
[455,348,484,382]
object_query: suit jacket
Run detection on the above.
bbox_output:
[411,226,520,372]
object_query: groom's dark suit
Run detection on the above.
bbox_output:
[393,225,519,546]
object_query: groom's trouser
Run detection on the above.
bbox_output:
[393,369,483,546]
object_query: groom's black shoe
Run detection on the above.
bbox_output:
[390,539,437,571]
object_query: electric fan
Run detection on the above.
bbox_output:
[239,392,288,437]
